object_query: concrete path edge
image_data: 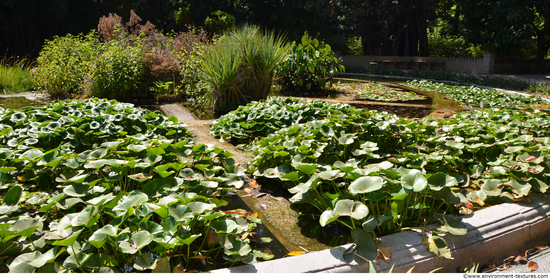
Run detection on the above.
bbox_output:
[209,194,550,273]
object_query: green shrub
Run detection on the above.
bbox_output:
[87,33,147,101]
[0,56,34,93]
[172,28,211,105]
[204,10,235,35]
[32,32,98,97]
[275,34,345,93]
[199,25,291,114]
[427,26,483,58]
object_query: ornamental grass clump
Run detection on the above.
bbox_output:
[0,55,34,94]
[199,25,291,114]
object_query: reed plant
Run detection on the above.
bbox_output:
[199,25,291,114]
[0,55,34,93]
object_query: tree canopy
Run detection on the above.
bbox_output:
[1,0,549,71]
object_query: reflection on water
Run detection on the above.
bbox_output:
[0,97,50,110]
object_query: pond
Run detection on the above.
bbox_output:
[0,96,51,110]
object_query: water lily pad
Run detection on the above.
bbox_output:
[119,231,153,254]
[333,199,369,220]
[481,179,503,196]
[427,173,458,190]
[401,172,428,192]
[349,176,384,194]
[3,185,22,205]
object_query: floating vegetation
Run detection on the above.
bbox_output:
[336,81,427,102]
[405,80,550,110]
[212,97,550,264]
[0,98,272,273]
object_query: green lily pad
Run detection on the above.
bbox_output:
[401,172,428,192]
[333,199,369,220]
[3,185,22,206]
[349,176,384,194]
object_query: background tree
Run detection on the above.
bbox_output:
[460,0,550,72]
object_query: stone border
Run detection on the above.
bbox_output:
[210,194,550,273]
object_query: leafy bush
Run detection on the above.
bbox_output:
[427,27,483,58]
[276,34,344,93]
[171,28,211,105]
[33,10,210,103]
[200,25,291,114]
[31,32,98,97]
[87,34,147,101]
[204,10,236,35]
[527,83,550,97]
[0,56,34,93]
[0,98,272,272]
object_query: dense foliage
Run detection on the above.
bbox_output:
[405,80,550,110]
[343,66,533,92]
[0,56,34,94]
[0,98,271,273]
[275,34,344,93]
[31,13,210,102]
[31,33,99,98]
[211,97,355,147]
[210,97,550,263]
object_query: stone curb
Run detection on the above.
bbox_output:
[210,195,550,273]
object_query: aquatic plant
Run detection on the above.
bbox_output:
[336,81,427,102]
[0,98,271,272]
[211,97,355,147]
[405,80,549,110]
[276,34,344,93]
[212,97,550,263]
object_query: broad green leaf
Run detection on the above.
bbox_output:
[362,215,378,232]
[119,231,153,254]
[349,176,384,194]
[210,219,237,233]
[509,179,531,196]
[63,184,90,197]
[481,179,503,196]
[4,185,22,205]
[427,173,458,189]
[8,251,40,273]
[29,247,61,268]
[53,229,84,247]
[319,209,338,227]
[168,204,193,221]
[333,199,369,220]
[401,172,428,192]
[343,229,377,264]
[113,192,149,212]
